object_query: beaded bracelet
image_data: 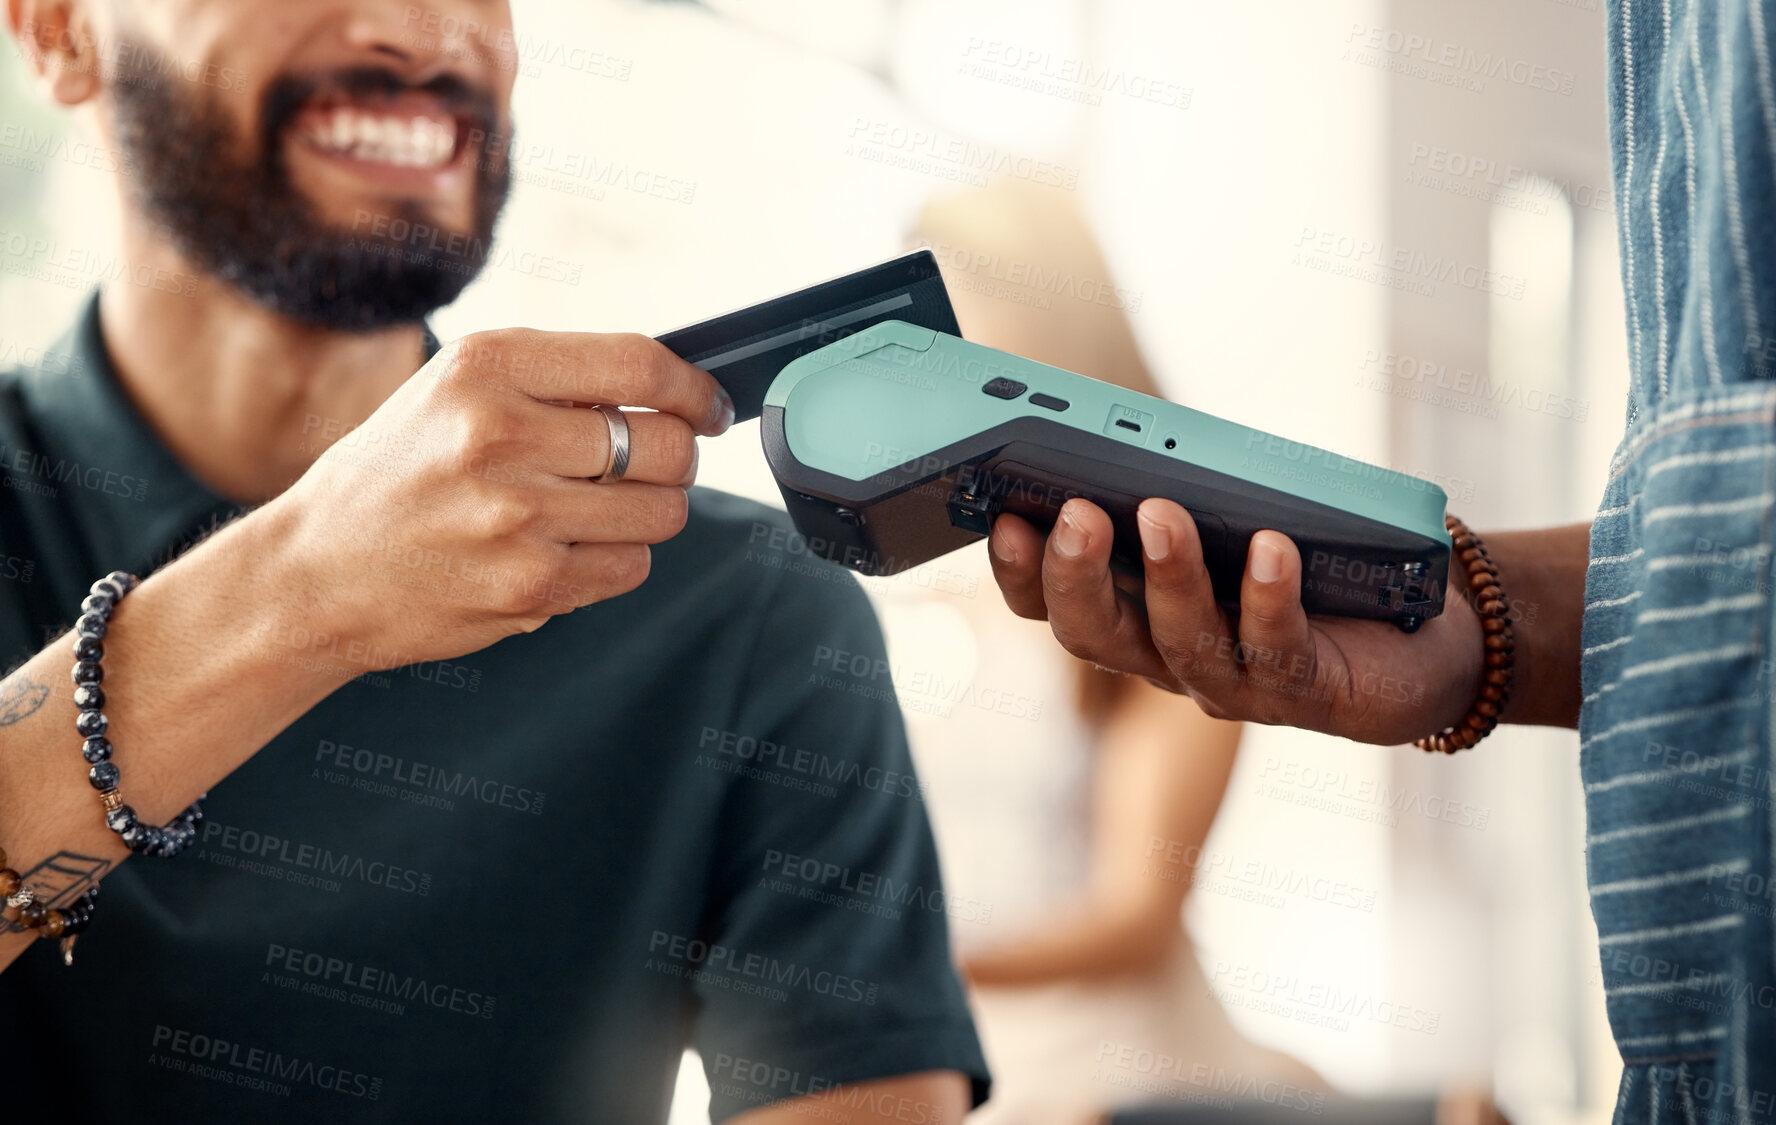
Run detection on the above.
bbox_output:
[1412,515,1514,754]
[73,571,206,856]
[0,846,99,966]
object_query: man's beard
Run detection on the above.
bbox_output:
[109,50,511,332]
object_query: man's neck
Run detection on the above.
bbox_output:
[97,232,429,505]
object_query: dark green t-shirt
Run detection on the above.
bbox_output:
[0,297,989,1121]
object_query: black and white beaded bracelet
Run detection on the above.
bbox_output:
[72,571,206,857]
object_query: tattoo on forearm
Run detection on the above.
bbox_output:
[0,675,50,726]
[2,851,111,934]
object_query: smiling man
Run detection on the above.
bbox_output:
[0,1,987,1120]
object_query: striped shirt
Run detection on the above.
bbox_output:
[1584,1,1776,1119]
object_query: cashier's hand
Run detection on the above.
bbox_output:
[988,498,1484,745]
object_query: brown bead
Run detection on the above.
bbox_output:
[1460,547,1484,564]
[1463,713,1489,733]
[1484,669,1512,686]
[0,904,18,923]
[19,901,47,929]
[0,869,18,897]
[1480,685,1505,702]
[1454,535,1477,550]
[1475,699,1500,718]
[1486,651,1514,668]
[1482,616,1509,634]
[1484,634,1514,652]
[40,911,64,939]
[1476,584,1502,603]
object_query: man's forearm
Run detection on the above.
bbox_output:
[1479,522,1589,730]
[0,504,353,972]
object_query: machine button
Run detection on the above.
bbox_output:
[982,377,1027,399]
[1030,393,1070,411]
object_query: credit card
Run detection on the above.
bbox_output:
[655,250,961,424]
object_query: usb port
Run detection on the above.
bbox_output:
[1104,404,1156,443]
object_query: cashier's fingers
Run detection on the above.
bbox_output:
[1133,499,1242,700]
[1035,500,1174,680]
[1230,531,1324,724]
[988,513,1051,620]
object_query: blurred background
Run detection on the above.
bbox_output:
[0,0,1626,1122]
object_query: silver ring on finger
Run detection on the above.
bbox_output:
[591,405,631,483]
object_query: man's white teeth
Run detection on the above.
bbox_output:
[303,108,456,168]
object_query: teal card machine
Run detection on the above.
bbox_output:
[759,320,1451,632]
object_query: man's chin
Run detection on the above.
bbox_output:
[251,282,461,334]
[300,196,482,256]
[224,184,499,332]
[289,170,477,242]
[226,236,480,333]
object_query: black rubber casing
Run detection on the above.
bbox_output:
[761,407,1450,631]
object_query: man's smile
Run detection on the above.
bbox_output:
[287,89,476,192]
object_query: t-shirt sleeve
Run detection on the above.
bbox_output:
[692,561,991,1122]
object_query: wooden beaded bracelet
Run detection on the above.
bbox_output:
[0,846,99,966]
[1412,514,1514,754]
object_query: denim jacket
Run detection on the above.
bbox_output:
[1584,1,1776,1119]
